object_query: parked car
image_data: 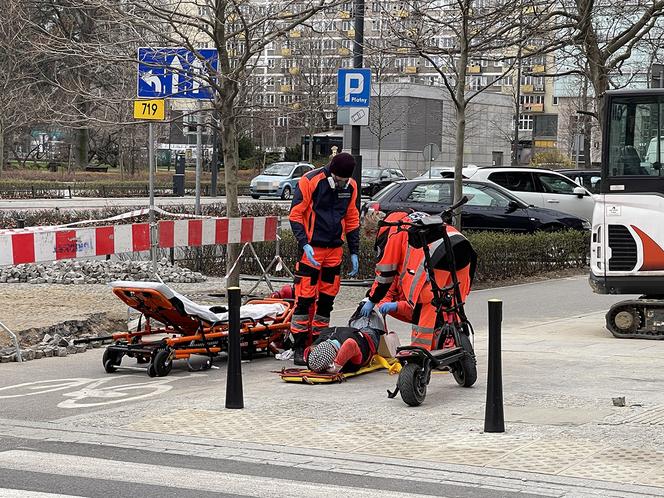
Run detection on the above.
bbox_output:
[558,169,601,194]
[361,178,590,233]
[465,167,595,221]
[249,162,314,200]
[361,167,407,196]
[414,165,479,180]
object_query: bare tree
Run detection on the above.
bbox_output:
[387,0,555,227]
[108,0,342,286]
[553,0,664,133]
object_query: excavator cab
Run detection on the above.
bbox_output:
[590,89,664,338]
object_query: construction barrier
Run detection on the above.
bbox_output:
[0,217,278,266]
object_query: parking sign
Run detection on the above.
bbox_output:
[337,68,371,107]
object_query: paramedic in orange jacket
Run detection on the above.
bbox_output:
[359,211,429,323]
[289,152,361,365]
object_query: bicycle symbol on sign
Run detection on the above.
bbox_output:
[0,374,205,409]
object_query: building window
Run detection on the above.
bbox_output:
[553,96,559,105]
[341,21,352,31]
[267,59,275,68]
[266,94,275,105]
[277,116,289,127]
[519,114,534,131]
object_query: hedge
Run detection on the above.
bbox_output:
[201,229,590,284]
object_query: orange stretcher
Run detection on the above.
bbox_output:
[74,281,293,377]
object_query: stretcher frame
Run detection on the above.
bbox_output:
[75,284,293,377]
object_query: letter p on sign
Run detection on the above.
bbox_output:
[344,73,364,103]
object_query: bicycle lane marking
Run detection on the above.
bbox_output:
[0,374,207,409]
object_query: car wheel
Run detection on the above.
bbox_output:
[251,194,260,200]
[281,186,292,200]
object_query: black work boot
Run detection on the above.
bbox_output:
[293,334,307,366]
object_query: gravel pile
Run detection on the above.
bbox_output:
[0,258,206,285]
[0,332,104,363]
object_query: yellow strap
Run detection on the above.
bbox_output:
[370,355,402,375]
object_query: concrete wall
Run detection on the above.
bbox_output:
[343,83,512,178]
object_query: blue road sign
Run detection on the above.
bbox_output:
[137,48,218,99]
[337,68,371,107]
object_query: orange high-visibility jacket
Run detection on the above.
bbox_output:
[367,211,412,304]
[289,166,360,254]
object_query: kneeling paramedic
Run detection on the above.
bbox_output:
[359,211,429,323]
[289,152,361,365]
[305,302,384,374]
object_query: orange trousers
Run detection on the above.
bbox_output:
[291,246,343,338]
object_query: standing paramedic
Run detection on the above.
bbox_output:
[289,152,361,365]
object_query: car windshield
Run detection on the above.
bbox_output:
[363,168,381,179]
[262,163,293,176]
[372,182,400,200]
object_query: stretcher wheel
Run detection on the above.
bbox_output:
[150,349,173,377]
[398,363,427,406]
[102,349,122,373]
[452,333,477,388]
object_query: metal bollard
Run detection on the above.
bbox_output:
[484,299,505,433]
[17,218,25,229]
[225,286,244,409]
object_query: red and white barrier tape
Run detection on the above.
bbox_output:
[0,216,278,266]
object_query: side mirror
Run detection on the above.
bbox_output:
[573,186,587,198]
[507,200,520,212]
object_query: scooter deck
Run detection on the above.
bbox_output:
[279,355,400,384]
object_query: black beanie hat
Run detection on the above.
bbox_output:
[329,152,356,178]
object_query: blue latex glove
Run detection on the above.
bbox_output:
[303,244,320,267]
[360,300,375,317]
[349,254,359,277]
[379,302,398,315]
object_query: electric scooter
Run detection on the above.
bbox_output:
[385,196,478,406]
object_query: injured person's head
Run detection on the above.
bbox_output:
[307,339,339,373]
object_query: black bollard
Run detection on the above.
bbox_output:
[484,299,505,433]
[225,286,244,409]
[17,218,25,229]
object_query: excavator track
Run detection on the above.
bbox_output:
[606,298,664,339]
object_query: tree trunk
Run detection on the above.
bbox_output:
[0,124,4,177]
[221,95,241,289]
[453,33,469,230]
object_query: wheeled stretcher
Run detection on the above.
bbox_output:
[74,281,293,377]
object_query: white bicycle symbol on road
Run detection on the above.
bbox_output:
[0,374,205,409]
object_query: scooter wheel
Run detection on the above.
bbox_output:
[398,363,427,406]
[453,333,477,388]
[151,349,173,377]
[102,349,122,373]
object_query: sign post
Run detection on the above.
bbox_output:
[133,99,166,274]
[337,68,371,207]
[422,143,441,178]
[137,47,218,207]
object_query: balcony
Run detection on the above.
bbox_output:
[279,10,292,18]
[523,103,544,112]
[396,47,409,54]
[396,9,409,18]
[339,10,351,19]
[288,67,300,76]
[520,84,534,93]
[347,29,355,37]
[534,139,556,148]
[532,64,545,74]
[404,66,419,74]
[280,84,291,92]
[289,30,301,38]
[467,65,481,74]
[280,47,292,56]
[338,47,351,56]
